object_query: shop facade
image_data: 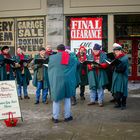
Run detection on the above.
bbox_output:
[64,0,140,81]
[0,0,140,80]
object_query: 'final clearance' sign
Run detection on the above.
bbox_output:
[70,17,102,54]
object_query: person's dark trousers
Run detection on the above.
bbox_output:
[80,85,85,97]
[114,92,122,107]
[122,96,127,107]
[114,92,127,108]
[7,74,10,80]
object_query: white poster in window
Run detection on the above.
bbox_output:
[0,81,21,120]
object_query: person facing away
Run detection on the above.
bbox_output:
[1,46,15,80]
[87,43,108,107]
[65,46,80,106]
[111,43,129,110]
[48,44,77,123]
[77,46,88,100]
[14,47,32,100]
[32,47,50,104]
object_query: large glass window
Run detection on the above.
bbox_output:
[115,15,140,38]
[65,15,108,52]
[115,14,140,80]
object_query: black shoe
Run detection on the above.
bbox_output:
[114,104,121,108]
[80,96,85,100]
[18,96,23,100]
[24,96,30,99]
[121,106,126,110]
[71,97,77,106]
[110,98,116,103]
[64,116,73,122]
[87,102,96,106]
[42,101,49,104]
[52,117,59,123]
[72,100,77,106]
[34,101,39,104]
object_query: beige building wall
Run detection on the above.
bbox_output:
[0,0,47,17]
[64,0,140,14]
[0,0,64,49]
[64,0,140,52]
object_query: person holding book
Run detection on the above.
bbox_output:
[48,44,77,123]
[1,46,15,80]
[111,43,129,110]
[0,51,7,81]
[87,43,108,107]
[14,47,32,100]
[32,47,49,104]
[77,46,88,100]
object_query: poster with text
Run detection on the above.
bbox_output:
[0,81,21,120]
[16,17,46,56]
[70,17,102,54]
[0,18,15,55]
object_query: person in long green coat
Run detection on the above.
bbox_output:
[32,47,50,104]
[87,44,108,107]
[77,46,88,100]
[48,44,77,123]
[111,43,129,110]
[65,46,80,105]
[1,46,15,80]
[0,53,7,81]
[14,47,32,100]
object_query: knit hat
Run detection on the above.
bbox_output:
[1,46,9,51]
[113,43,122,50]
[93,43,101,50]
[65,46,70,50]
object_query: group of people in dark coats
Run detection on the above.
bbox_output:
[0,42,129,123]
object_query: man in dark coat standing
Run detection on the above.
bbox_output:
[48,44,77,123]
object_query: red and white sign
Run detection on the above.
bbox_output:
[70,18,102,54]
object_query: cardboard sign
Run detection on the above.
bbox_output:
[16,17,46,57]
[70,17,102,54]
[0,80,21,120]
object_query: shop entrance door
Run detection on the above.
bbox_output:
[117,39,140,81]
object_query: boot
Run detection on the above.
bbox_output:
[71,96,77,106]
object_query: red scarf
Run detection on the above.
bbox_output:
[58,50,70,65]
[1,52,11,72]
[46,50,53,56]
[17,53,24,60]
[77,46,87,63]
[115,52,125,59]
[77,52,87,63]
[92,51,101,74]
[17,53,25,70]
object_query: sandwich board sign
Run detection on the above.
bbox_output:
[0,80,22,120]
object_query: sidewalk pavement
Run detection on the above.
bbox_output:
[0,83,140,140]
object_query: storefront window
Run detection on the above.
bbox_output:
[115,15,140,38]
[115,14,140,80]
[65,15,108,52]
